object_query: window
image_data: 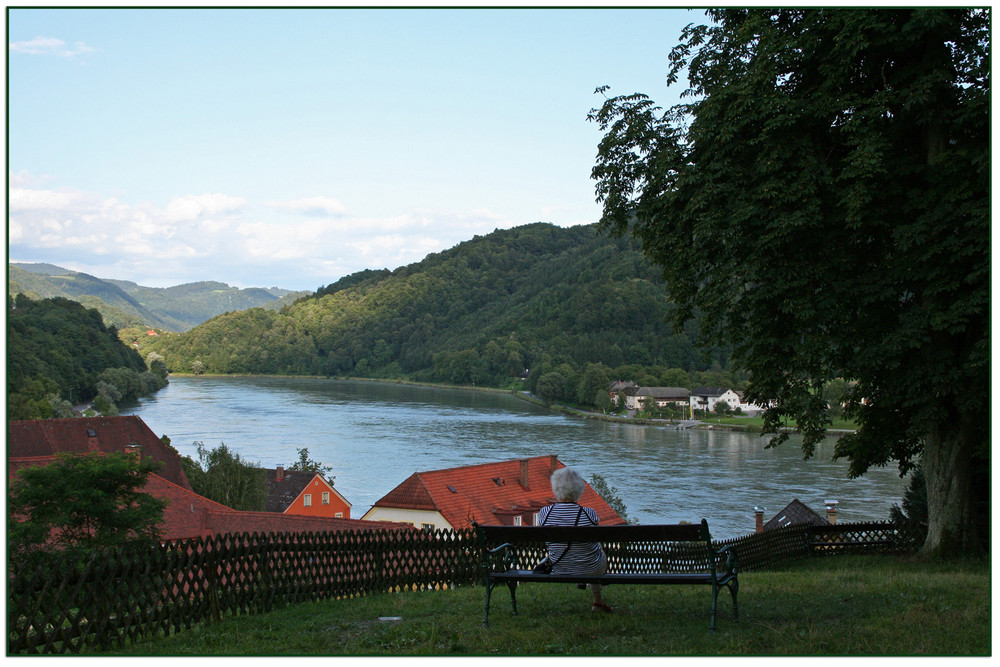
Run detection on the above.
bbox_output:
[335,512,344,518]
[322,492,330,505]
[532,512,540,526]
[421,523,435,531]
[513,515,522,526]
[303,494,312,507]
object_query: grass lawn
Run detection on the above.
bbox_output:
[699,415,858,431]
[92,555,989,657]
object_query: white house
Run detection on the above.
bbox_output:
[690,387,741,413]
[736,391,773,416]
[624,386,691,411]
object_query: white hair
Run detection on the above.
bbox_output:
[550,466,586,503]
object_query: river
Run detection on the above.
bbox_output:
[121,375,910,539]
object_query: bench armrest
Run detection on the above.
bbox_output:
[484,542,519,572]
[714,544,739,575]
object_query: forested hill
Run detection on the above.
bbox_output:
[8,263,307,331]
[134,223,734,397]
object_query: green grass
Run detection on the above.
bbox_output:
[91,555,988,656]
[699,415,858,431]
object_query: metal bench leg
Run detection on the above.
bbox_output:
[482,579,494,627]
[507,581,519,616]
[709,584,719,632]
[729,580,739,621]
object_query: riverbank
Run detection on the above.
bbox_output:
[165,372,857,435]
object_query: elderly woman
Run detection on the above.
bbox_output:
[537,466,613,613]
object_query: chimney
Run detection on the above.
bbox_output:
[549,455,559,476]
[825,500,838,525]
[276,466,284,482]
[519,459,530,489]
[755,507,765,534]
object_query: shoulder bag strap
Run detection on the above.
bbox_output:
[549,505,584,567]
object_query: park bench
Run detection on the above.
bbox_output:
[473,519,739,630]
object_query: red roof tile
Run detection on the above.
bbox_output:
[8,417,191,490]
[203,511,413,537]
[9,430,409,542]
[370,455,626,529]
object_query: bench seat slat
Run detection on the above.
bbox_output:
[491,571,715,585]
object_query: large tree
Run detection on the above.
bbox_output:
[182,442,267,511]
[8,452,166,566]
[590,8,988,556]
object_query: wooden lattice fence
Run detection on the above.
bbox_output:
[7,521,917,654]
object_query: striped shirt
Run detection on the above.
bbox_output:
[537,502,606,576]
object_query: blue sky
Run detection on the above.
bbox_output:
[8,6,704,291]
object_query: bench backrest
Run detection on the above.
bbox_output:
[475,519,711,545]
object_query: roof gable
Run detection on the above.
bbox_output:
[372,456,626,529]
[764,499,829,531]
[7,417,191,490]
[636,386,690,399]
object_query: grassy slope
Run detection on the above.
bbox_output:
[94,555,988,656]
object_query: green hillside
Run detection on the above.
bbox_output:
[8,264,307,331]
[134,223,737,402]
[7,295,167,419]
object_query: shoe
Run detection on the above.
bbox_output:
[591,602,614,613]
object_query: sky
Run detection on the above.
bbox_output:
[7,5,703,291]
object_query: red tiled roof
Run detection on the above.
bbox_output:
[8,417,191,490]
[144,473,237,541]
[203,510,413,537]
[8,428,409,542]
[370,455,626,529]
[262,468,352,512]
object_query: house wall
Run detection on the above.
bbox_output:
[690,390,741,412]
[285,476,352,519]
[360,507,452,531]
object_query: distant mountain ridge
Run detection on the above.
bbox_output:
[133,222,732,391]
[8,263,308,332]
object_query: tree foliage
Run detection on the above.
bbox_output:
[590,8,988,555]
[8,452,166,567]
[589,473,632,524]
[131,223,734,401]
[288,447,334,478]
[7,294,167,419]
[183,442,267,511]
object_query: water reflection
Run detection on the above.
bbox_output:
[122,376,908,539]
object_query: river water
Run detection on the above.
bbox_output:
[121,375,909,539]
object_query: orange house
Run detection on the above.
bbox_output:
[264,467,352,519]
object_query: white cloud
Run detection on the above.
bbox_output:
[9,186,97,211]
[268,196,348,217]
[7,179,537,290]
[163,193,245,222]
[9,36,95,58]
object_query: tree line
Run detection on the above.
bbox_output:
[129,223,739,408]
[7,294,168,419]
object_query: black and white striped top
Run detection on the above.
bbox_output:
[537,502,606,576]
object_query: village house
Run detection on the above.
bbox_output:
[264,466,352,519]
[361,455,626,531]
[8,416,192,490]
[690,387,742,413]
[8,416,407,542]
[608,380,637,402]
[622,386,691,411]
[733,390,775,416]
[754,499,838,533]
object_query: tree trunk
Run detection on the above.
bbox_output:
[920,415,983,557]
